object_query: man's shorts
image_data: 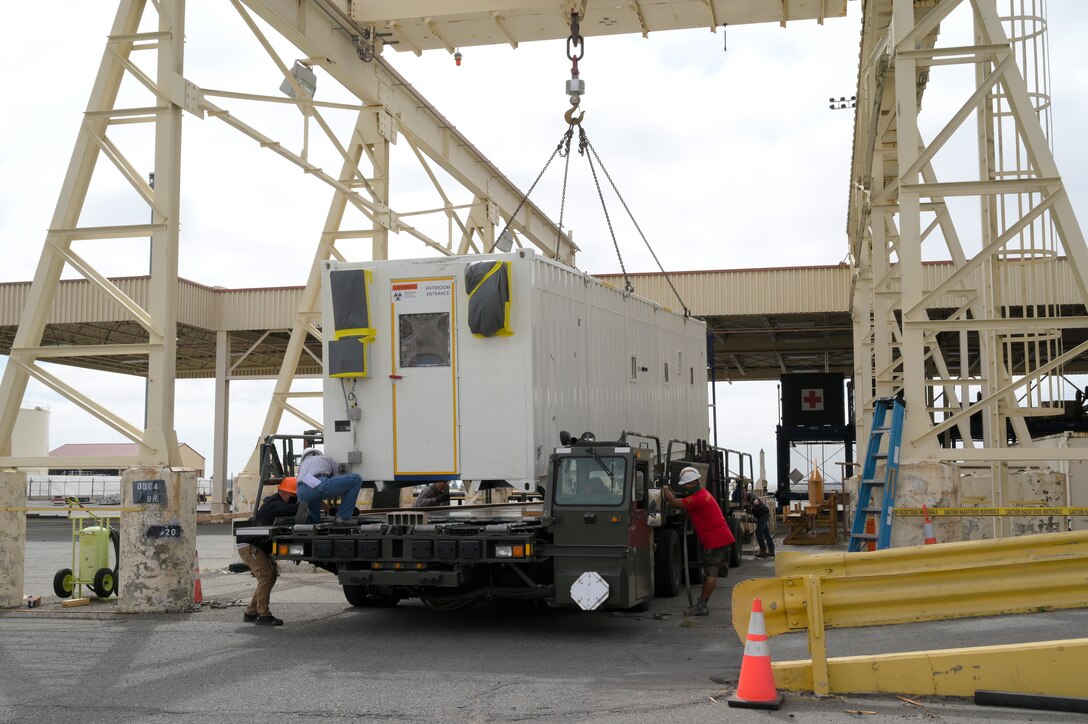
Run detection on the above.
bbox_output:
[702,546,729,577]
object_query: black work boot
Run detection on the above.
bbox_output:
[243,611,259,623]
[256,614,283,626]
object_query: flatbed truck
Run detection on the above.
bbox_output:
[235,431,744,611]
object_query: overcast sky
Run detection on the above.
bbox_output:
[3,2,1088,486]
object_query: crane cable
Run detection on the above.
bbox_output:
[496,11,690,317]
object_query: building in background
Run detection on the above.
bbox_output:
[12,403,50,476]
[47,443,205,476]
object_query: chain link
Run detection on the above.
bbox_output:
[553,127,576,260]
[581,128,690,315]
[491,127,574,254]
[566,12,584,61]
[579,127,633,294]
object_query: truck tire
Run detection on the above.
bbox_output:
[654,529,682,597]
[343,584,401,608]
[728,518,742,568]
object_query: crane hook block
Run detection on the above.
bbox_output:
[564,107,585,126]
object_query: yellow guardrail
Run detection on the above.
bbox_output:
[733,556,1088,639]
[732,531,1088,697]
[773,638,1088,698]
[775,529,1088,579]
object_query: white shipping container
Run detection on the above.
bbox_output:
[320,251,708,490]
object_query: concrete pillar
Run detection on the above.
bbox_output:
[891,462,959,547]
[212,329,230,515]
[118,465,196,613]
[0,469,27,608]
[233,471,260,515]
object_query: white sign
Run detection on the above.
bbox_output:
[570,571,610,611]
[800,388,824,411]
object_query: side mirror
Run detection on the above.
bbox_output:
[646,488,663,527]
[559,430,572,446]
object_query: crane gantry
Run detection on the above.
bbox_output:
[2,0,1087,539]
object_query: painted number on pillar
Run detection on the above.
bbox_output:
[146,524,183,539]
[133,479,167,505]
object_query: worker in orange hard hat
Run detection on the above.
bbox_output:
[235,477,299,626]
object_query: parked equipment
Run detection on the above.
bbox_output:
[849,397,905,551]
[53,499,120,600]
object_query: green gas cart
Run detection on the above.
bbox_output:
[53,500,120,600]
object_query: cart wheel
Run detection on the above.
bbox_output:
[53,568,74,599]
[92,568,117,598]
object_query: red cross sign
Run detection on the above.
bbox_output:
[801,388,824,411]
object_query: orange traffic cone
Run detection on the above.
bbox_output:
[193,550,204,604]
[864,515,876,552]
[922,504,938,545]
[728,597,785,710]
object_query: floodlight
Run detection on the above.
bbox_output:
[279,60,317,100]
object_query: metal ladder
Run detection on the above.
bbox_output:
[849,397,905,552]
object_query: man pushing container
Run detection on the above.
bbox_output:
[662,466,736,617]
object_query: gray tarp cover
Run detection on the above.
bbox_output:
[329,338,366,377]
[465,261,510,337]
[330,269,370,337]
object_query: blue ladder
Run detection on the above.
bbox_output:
[849,397,905,552]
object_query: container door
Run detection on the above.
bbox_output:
[390,276,458,479]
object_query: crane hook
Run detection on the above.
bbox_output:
[564,107,585,126]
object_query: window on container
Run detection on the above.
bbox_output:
[690,367,694,384]
[664,362,670,383]
[631,356,637,381]
[398,312,451,367]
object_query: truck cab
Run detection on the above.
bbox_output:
[546,439,656,610]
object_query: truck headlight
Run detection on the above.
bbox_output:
[495,544,526,558]
[286,544,304,556]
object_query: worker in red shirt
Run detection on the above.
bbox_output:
[662,466,736,617]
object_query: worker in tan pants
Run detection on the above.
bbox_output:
[236,477,298,626]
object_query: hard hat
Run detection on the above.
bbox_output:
[300,447,322,460]
[678,467,701,486]
[278,477,297,494]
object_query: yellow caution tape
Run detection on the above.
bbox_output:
[1,506,142,513]
[895,507,1088,517]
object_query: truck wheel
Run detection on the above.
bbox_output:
[654,529,682,597]
[728,518,743,568]
[91,568,117,598]
[343,584,401,608]
[53,568,74,599]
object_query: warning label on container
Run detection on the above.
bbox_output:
[391,279,452,305]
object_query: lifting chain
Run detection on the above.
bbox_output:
[564,11,586,125]
[493,13,690,318]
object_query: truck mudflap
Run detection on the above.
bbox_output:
[548,544,650,610]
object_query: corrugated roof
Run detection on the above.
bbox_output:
[49,442,205,462]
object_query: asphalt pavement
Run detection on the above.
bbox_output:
[2,518,1085,723]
